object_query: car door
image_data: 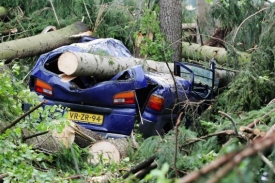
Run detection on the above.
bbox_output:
[174,61,215,100]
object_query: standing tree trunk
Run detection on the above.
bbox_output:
[159,0,182,62]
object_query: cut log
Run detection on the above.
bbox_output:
[88,138,129,164]
[0,21,90,61]
[58,51,173,78]
[23,120,102,153]
[73,123,103,148]
[182,42,251,65]
[58,51,235,87]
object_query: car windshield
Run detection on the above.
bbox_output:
[180,64,213,87]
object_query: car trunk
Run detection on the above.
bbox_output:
[42,54,158,111]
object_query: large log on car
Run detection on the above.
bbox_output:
[58,51,174,78]
[0,21,90,61]
[182,42,251,65]
[58,51,235,87]
[88,138,129,164]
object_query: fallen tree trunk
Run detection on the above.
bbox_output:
[23,120,102,153]
[58,51,173,78]
[182,42,251,65]
[58,51,236,87]
[0,21,90,61]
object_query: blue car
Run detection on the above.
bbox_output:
[26,37,216,138]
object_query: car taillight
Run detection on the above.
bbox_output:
[147,94,164,111]
[113,91,135,105]
[35,79,53,96]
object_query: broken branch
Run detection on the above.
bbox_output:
[22,131,49,142]
[180,130,235,148]
[1,100,46,134]
[178,131,275,183]
[218,111,238,135]
[123,155,156,179]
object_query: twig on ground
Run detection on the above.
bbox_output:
[123,155,156,179]
[134,162,157,180]
[180,130,235,148]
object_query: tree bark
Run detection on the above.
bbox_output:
[88,138,129,164]
[73,124,102,148]
[159,0,182,62]
[58,52,174,79]
[22,120,102,153]
[182,42,251,65]
[0,21,90,61]
[58,51,235,87]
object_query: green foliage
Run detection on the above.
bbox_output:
[206,2,275,114]
[134,3,173,61]
[0,65,36,122]
[54,144,89,173]
[89,0,138,50]
[210,0,265,61]
[0,65,140,182]
[215,70,275,112]
[2,1,275,182]
[0,68,66,182]
[137,126,206,177]
[144,163,171,183]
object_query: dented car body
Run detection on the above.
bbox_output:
[27,37,216,138]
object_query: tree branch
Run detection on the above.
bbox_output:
[1,100,46,134]
[123,155,156,179]
[22,131,49,142]
[178,131,275,183]
[218,111,238,135]
[180,130,235,148]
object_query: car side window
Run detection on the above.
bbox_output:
[183,64,213,88]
